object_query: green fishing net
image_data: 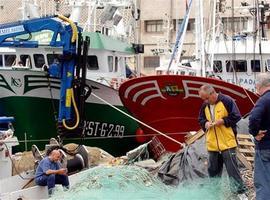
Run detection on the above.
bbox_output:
[52,165,234,200]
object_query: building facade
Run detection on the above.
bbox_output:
[1,0,270,75]
[137,0,270,75]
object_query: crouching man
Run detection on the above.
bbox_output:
[35,149,69,197]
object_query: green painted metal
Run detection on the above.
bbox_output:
[82,32,135,54]
[0,97,140,156]
[16,31,135,54]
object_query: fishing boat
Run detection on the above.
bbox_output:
[119,75,258,152]
[118,0,270,152]
[0,0,143,156]
[0,120,100,200]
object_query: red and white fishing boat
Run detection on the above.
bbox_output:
[118,0,270,152]
[119,75,258,152]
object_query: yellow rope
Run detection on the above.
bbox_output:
[56,15,79,129]
[57,14,78,43]
[62,88,80,130]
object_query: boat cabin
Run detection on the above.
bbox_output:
[208,36,270,92]
[0,32,136,88]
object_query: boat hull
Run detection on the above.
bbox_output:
[0,69,140,156]
[119,75,259,152]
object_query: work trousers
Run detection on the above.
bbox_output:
[35,174,69,190]
[254,148,270,200]
[208,148,246,194]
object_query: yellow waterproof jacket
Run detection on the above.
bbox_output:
[198,93,241,151]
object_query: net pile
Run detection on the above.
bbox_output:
[52,165,237,200]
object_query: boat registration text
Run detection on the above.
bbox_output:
[83,121,125,138]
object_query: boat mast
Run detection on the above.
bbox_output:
[257,0,269,73]
[68,0,86,23]
[231,0,238,84]
[195,0,205,76]
[132,0,141,76]
[167,0,193,73]
[210,0,217,76]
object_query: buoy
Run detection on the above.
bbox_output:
[135,128,147,143]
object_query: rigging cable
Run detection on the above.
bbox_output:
[231,0,238,84]
[91,92,185,148]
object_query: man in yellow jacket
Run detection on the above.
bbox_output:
[198,84,247,199]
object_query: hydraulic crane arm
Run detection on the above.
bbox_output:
[0,15,78,52]
[0,15,82,129]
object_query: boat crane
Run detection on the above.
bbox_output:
[0,15,90,136]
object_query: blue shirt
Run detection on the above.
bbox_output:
[35,157,60,178]
[249,90,270,149]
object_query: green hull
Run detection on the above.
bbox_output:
[0,70,140,156]
[0,97,140,156]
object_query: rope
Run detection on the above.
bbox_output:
[57,14,78,43]
[243,88,258,106]
[91,92,185,147]
[14,132,190,144]
[1,142,33,181]
[62,88,80,130]
[46,75,59,126]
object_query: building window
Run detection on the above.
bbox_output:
[222,17,248,33]
[145,20,163,33]
[226,60,247,72]
[173,19,195,31]
[267,16,270,29]
[251,60,260,72]
[144,56,160,68]
[213,60,222,73]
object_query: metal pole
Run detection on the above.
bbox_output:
[134,0,141,76]
[24,132,27,151]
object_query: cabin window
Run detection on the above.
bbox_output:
[156,70,162,75]
[251,60,260,72]
[180,71,185,75]
[213,60,222,73]
[20,55,32,68]
[145,20,163,33]
[86,55,99,70]
[144,56,160,68]
[114,57,118,72]
[47,54,61,65]
[34,54,45,68]
[226,60,247,72]
[0,55,3,67]
[266,60,270,72]
[4,54,16,66]
[108,56,113,72]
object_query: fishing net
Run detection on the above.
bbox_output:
[51,165,239,200]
